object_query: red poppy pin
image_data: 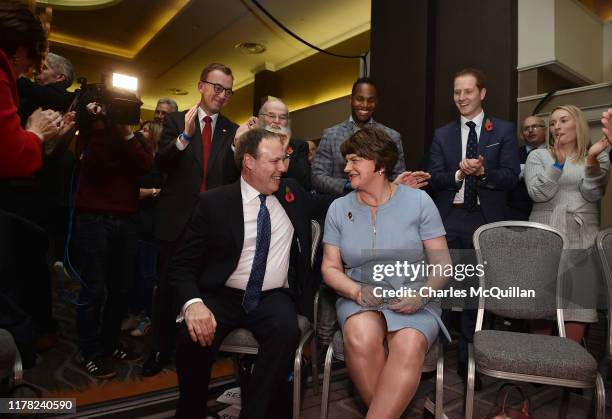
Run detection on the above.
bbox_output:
[484,118,494,132]
[286,146,294,156]
[284,185,295,203]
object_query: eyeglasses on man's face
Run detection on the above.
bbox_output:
[260,112,289,122]
[522,124,545,133]
[201,80,233,97]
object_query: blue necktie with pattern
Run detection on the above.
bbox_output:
[242,194,271,313]
[464,121,478,211]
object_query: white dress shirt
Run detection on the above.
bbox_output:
[178,177,294,321]
[453,110,485,204]
[175,107,219,150]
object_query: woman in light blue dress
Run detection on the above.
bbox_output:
[322,128,451,419]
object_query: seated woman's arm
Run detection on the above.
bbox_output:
[321,244,361,304]
[389,236,451,313]
[421,236,452,293]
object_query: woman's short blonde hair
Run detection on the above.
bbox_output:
[547,105,590,162]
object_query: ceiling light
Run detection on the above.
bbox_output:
[168,88,188,96]
[112,73,138,91]
[235,42,266,55]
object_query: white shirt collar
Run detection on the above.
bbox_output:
[197,107,219,125]
[460,110,485,128]
[240,177,265,204]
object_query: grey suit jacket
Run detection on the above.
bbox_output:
[311,118,406,196]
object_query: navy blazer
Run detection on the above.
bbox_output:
[428,116,520,222]
[155,111,239,242]
[166,178,332,317]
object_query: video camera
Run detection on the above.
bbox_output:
[71,76,142,126]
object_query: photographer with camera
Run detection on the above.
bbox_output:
[72,96,153,378]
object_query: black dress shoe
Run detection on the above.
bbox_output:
[142,351,169,377]
[457,363,482,391]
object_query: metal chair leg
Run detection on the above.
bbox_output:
[293,329,313,419]
[311,335,319,395]
[293,352,302,419]
[320,344,334,419]
[435,341,444,419]
[595,374,606,419]
[464,344,475,419]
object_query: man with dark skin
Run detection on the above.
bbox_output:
[312,77,430,197]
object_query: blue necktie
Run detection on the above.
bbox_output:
[464,121,478,211]
[242,194,271,313]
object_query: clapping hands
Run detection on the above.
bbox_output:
[459,155,484,178]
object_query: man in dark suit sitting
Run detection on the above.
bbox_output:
[428,68,520,388]
[168,128,329,419]
[143,62,241,376]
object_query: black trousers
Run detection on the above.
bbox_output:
[148,239,179,355]
[174,287,300,419]
[441,206,486,369]
[74,213,138,357]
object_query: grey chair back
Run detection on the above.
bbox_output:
[596,226,612,359]
[473,221,567,334]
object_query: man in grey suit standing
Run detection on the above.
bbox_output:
[312,77,430,196]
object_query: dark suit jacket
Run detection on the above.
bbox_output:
[166,178,331,317]
[155,111,239,242]
[506,145,533,220]
[428,116,520,223]
[284,138,311,191]
[17,78,73,124]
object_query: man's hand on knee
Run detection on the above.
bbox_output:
[185,302,217,347]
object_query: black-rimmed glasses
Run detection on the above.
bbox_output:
[201,80,233,97]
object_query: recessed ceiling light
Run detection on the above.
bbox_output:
[235,42,266,55]
[168,88,188,95]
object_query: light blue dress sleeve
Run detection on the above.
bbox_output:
[418,191,446,240]
[323,199,341,246]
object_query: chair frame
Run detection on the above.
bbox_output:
[218,219,322,419]
[319,329,445,419]
[316,274,446,418]
[466,220,606,419]
[596,227,612,380]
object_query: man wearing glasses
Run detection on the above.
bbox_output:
[257,98,312,190]
[507,115,547,220]
[143,63,240,376]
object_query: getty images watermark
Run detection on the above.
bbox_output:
[371,260,536,300]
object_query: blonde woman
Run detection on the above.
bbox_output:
[525,105,610,343]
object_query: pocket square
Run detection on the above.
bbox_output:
[485,142,500,148]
